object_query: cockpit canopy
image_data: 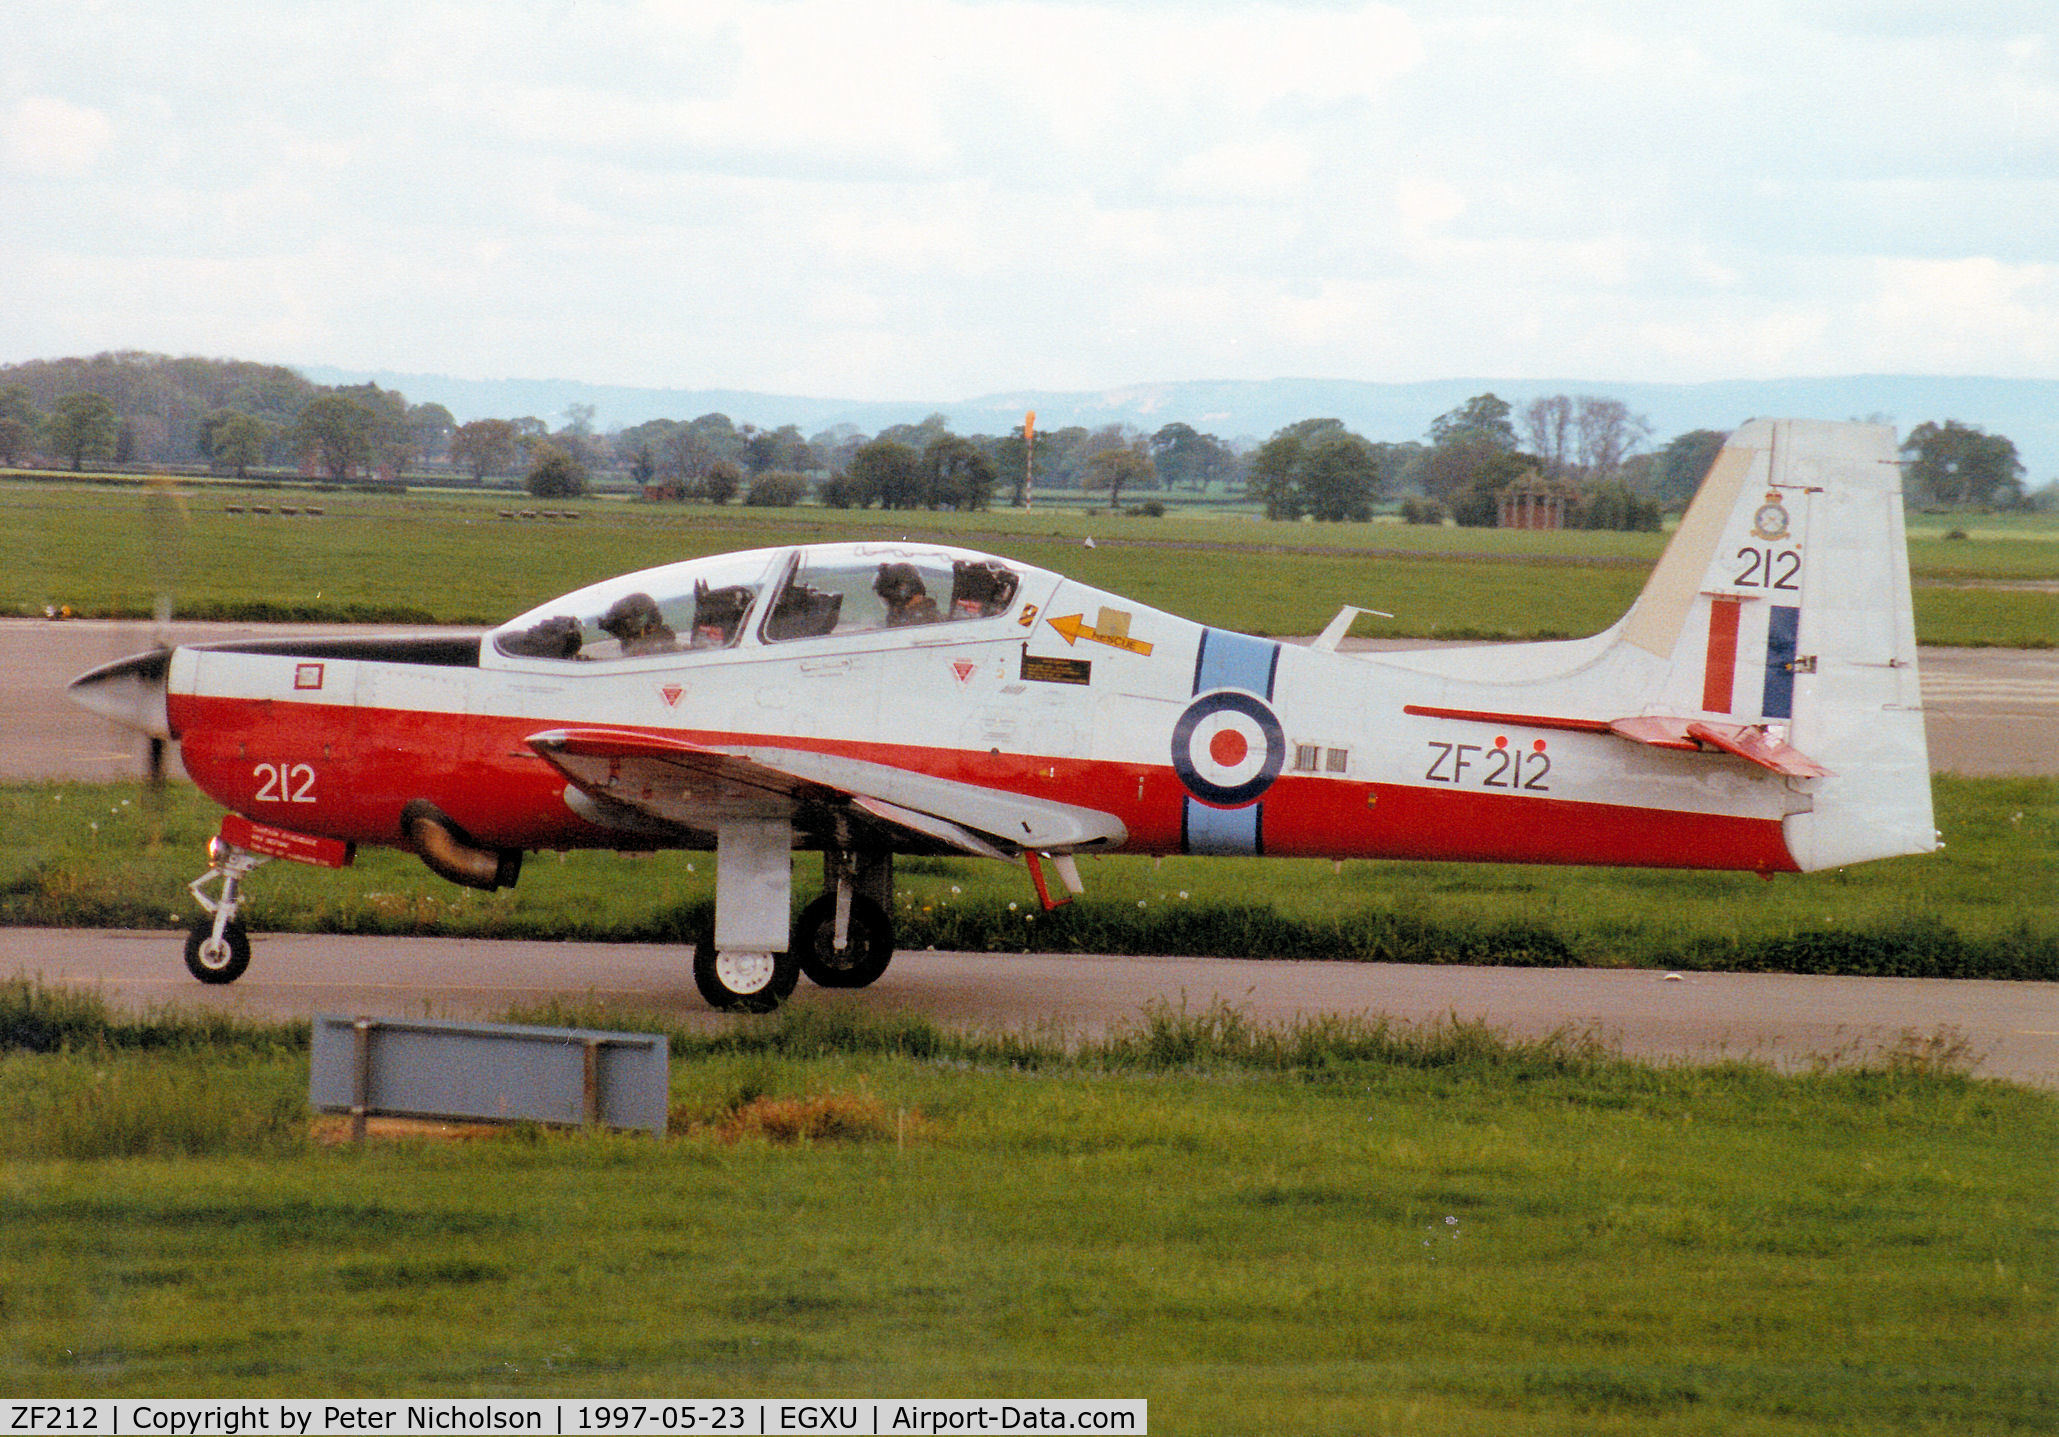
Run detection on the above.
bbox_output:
[491,544,1026,663]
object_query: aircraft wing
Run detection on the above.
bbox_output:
[525,728,1127,856]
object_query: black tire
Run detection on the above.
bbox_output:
[794,892,895,989]
[184,916,250,984]
[690,925,799,1013]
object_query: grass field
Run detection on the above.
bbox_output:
[5,479,2054,645]
[4,776,2052,980]
[0,987,2052,1432]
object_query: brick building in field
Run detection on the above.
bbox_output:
[1497,472,1577,530]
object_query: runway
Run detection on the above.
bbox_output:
[6,926,2055,1087]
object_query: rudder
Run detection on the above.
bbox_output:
[1621,420,1935,870]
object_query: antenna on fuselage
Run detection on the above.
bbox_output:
[1310,604,1394,653]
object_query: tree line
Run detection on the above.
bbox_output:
[0,352,2039,521]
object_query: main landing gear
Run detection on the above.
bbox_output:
[170,819,901,1014]
[183,835,269,984]
[690,937,800,1014]
[795,846,895,990]
[688,832,898,1013]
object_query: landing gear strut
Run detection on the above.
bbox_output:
[795,893,894,989]
[796,847,895,989]
[184,836,269,984]
[694,840,898,1010]
[693,820,803,1012]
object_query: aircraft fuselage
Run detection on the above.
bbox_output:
[163,545,1799,875]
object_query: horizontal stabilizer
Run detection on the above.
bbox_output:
[1611,717,1833,777]
[1404,704,1830,776]
[1680,721,1831,777]
[1403,703,1611,735]
[1601,716,1701,752]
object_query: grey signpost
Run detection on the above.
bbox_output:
[310,1015,669,1138]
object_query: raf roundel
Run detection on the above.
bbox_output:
[1171,690,1286,808]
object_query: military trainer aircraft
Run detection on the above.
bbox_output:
[70,419,1935,1010]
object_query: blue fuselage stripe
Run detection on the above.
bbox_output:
[1182,630,1281,856]
[1194,628,1279,700]
[1762,604,1800,719]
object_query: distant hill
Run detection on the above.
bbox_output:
[300,367,2059,487]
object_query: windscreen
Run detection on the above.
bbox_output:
[493,551,781,661]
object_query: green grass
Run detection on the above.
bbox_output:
[0,991,2051,1431]
[6,479,2053,644]
[1906,511,2059,542]
[4,777,2052,979]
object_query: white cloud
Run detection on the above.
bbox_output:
[1163,141,1314,202]
[373,0,1423,192]
[0,1,2053,391]
[1394,177,1464,238]
[1861,256,2059,369]
[2,96,114,177]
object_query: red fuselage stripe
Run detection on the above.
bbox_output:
[170,692,1801,874]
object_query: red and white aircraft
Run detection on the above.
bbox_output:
[71,419,1935,1010]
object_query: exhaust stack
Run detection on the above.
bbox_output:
[401,800,523,891]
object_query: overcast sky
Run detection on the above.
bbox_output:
[3,1,2054,400]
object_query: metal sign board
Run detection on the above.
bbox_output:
[311,1015,668,1136]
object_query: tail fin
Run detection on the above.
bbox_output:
[1622,419,1935,870]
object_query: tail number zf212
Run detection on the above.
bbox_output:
[1425,738,1551,791]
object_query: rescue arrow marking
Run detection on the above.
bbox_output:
[1047,613,1154,656]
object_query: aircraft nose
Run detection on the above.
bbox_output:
[68,648,174,738]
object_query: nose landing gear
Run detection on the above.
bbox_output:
[184,836,269,984]
[175,816,354,986]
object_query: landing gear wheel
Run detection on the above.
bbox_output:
[184,916,250,985]
[691,925,799,1013]
[795,893,895,989]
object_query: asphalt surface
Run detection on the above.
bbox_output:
[8,927,2056,1086]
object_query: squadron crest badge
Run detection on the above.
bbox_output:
[1750,492,1791,542]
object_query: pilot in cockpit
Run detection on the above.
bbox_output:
[691,581,754,647]
[875,563,940,626]
[599,591,678,655]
